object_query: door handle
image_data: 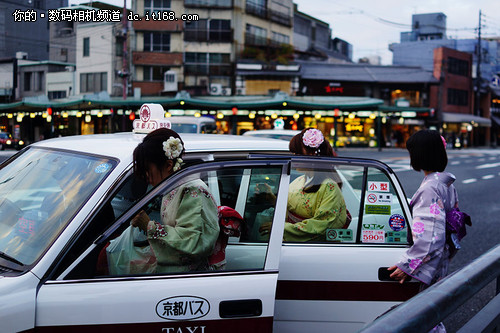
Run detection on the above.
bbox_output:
[378,267,396,281]
[219,299,262,318]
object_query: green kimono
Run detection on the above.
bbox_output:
[284,175,347,242]
[146,179,219,273]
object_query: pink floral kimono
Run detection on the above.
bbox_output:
[396,172,458,286]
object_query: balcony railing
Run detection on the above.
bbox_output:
[184,64,232,76]
[184,0,232,8]
[269,8,292,27]
[245,32,267,46]
[246,2,267,19]
[184,29,232,42]
[246,3,292,27]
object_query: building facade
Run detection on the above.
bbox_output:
[130,0,295,97]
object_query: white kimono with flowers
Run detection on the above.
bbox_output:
[396,172,458,286]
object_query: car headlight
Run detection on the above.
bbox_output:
[19,140,24,145]
[6,139,11,145]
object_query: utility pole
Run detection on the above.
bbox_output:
[475,10,482,117]
[122,0,128,100]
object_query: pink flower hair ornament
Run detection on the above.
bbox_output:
[302,129,324,149]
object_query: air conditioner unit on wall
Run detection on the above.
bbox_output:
[163,71,178,92]
[221,87,231,96]
[210,83,222,95]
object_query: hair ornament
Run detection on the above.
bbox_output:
[163,136,183,159]
[302,129,324,149]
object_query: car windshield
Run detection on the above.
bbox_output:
[0,148,116,267]
[0,133,10,139]
[170,123,198,133]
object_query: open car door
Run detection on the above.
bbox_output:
[34,159,289,332]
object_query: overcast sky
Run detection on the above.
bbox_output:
[70,0,500,65]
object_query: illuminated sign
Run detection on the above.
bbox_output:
[133,104,171,133]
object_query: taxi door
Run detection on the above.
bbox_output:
[272,157,420,333]
[34,159,289,332]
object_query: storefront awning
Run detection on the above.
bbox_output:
[442,112,491,127]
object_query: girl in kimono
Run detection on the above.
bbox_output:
[131,128,219,273]
[259,128,349,242]
[388,130,458,332]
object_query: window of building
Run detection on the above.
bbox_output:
[144,0,171,15]
[80,72,107,93]
[143,66,170,81]
[83,37,90,57]
[184,19,208,41]
[116,39,123,56]
[36,71,44,92]
[209,19,231,41]
[184,52,231,76]
[24,72,32,91]
[184,19,231,42]
[447,88,468,106]
[143,32,170,52]
[246,0,266,18]
[48,91,67,99]
[448,57,469,77]
[271,31,289,45]
[245,24,267,46]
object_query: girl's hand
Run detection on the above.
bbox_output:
[131,210,150,232]
[388,265,408,284]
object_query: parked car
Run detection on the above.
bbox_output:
[168,116,217,134]
[0,132,25,150]
[0,105,418,332]
[242,129,300,141]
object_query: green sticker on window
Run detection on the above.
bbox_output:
[326,229,353,242]
[365,205,391,215]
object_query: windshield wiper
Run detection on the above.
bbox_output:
[0,251,24,266]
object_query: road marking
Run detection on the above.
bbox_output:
[462,178,477,184]
[490,157,497,160]
[478,158,486,162]
[476,162,500,169]
[451,161,460,165]
[482,175,495,180]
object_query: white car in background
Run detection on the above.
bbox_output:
[168,115,217,134]
[242,129,300,141]
[0,105,418,333]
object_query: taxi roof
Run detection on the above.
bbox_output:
[31,132,290,161]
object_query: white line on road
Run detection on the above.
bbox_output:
[490,157,497,160]
[462,178,477,184]
[482,175,495,180]
[451,161,460,165]
[476,162,500,169]
[478,158,486,162]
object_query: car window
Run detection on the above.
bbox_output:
[170,123,198,133]
[362,167,409,244]
[273,159,409,245]
[0,148,116,267]
[64,164,283,279]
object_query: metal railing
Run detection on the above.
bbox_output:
[358,244,500,333]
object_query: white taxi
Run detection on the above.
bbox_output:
[0,104,419,333]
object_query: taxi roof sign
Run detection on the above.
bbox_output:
[133,104,171,134]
